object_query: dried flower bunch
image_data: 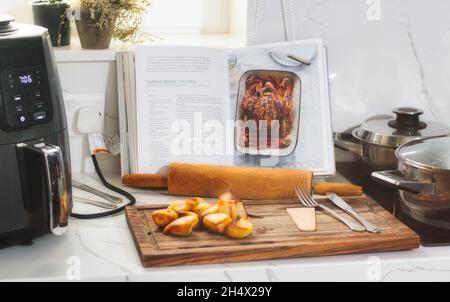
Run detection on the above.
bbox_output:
[78,0,151,42]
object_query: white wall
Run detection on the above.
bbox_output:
[57,59,121,174]
[1,1,120,174]
[7,0,449,170]
[0,0,33,22]
[248,0,450,132]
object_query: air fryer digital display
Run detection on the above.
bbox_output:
[18,74,35,86]
[8,70,41,88]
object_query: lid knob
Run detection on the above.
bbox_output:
[0,15,15,27]
[388,107,427,130]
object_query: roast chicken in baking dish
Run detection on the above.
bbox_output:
[239,73,296,149]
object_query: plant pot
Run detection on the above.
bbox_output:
[75,8,112,49]
[32,2,71,47]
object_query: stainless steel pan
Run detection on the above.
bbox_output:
[372,136,450,229]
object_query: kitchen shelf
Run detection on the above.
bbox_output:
[53,39,118,63]
[53,33,247,63]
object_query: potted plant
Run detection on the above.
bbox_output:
[32,0,72,47]
[75,0,150,49]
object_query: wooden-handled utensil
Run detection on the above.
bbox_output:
[122,163,362,200]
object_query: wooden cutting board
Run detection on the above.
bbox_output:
[126,196,420,267]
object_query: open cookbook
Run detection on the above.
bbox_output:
[117,39,335,177]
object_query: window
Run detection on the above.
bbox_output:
[142,0,229,34]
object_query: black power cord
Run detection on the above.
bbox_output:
[70,154,136,219]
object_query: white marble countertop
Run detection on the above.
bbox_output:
[0,172,450,282]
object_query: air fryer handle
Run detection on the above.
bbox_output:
[18,143,70,235]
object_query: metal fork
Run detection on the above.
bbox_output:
[294,186,366,232]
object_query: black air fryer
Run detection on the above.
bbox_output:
[0,15,71,247]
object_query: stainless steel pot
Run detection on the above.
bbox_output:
[372,136,450,229]
[335,107,450,171]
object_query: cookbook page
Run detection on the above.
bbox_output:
[135,46,232,173]
[228,39,335,177]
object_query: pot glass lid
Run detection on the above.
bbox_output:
[353,107,450,147]
[398,136,450,171]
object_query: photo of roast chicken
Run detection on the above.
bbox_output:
[239,73,295,149]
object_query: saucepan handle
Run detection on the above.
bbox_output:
[371,170,436,194]
[333,132,362,155]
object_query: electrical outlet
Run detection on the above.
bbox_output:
[77,107,103,134]
[63,92,105,137]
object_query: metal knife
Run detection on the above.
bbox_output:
[72,180,122,204]
[287,54,312,65]
[328,193,381,233]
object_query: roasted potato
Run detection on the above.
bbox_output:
[192,201,213,215]
[218,191,235,201]
[225,218,253,239]
[200,204,219,218]
[151,209,178,228]
[168,199,195,212]
[203,213,232,234]
[163,215,197,236]
[187,197,205,205]
[161,195,252,239]
[217,199,248,221]
[177,211,200,228]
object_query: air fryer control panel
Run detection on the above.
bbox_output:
[1,66,51,130]
[0,36,55,132]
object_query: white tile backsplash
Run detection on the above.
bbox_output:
[41,0,450,173]
[249,0,450,132]
[57,62,120,174]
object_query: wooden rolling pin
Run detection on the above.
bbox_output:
[122,163,362,200]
